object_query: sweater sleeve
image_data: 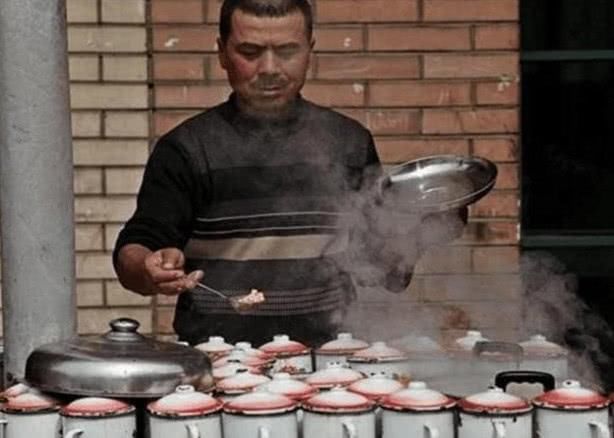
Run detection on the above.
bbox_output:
[113,134,201,264]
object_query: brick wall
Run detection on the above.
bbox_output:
[2,0,521,344]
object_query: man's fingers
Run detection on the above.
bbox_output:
[160,248,185,270]
[184,270,204,289]
[156,275,199,296]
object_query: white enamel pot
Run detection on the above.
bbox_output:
[0,391,62,438]
[259,335,313,376]
[519,335,569,381]
[146,385,223,438]
[223,390,298,438]
[457,387,533,438]
[379,382,456,438]
[533,379,611,438]
[346,342,409,381]
[314,333,369,370]
[302,387,376,438]
[61,397,136,438]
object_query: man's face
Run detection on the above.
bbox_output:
[218,9,313,118]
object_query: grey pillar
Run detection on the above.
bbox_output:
[0,0,76,384]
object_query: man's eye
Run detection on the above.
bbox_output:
[238,48,262,58]
[276,47,299,59]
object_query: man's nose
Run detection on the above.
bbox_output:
[258,49,280,74]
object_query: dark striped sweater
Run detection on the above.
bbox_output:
[114,94,381,342]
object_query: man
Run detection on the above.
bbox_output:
[113,0,464,346]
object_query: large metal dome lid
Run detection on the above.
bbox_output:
[25,318,212,398]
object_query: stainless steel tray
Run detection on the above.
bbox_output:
[379,155,498,212]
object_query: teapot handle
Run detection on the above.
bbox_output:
[492,420,506,438]
[0,418,7,438]
[186,423,201,438]
[64,429,85,438]
[342,420,358,438]
[258,426,271,438]
[425,424,440,438]
[589,421,609,438]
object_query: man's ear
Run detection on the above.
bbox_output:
[217,37,228,70]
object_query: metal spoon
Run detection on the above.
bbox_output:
[194,282,260,313]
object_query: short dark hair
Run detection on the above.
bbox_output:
[219,0,313,44]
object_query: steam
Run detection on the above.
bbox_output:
[521,252,607,388]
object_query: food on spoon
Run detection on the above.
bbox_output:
[232,288,266,311]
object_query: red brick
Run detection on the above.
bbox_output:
[494,163,519,189]
[153,26,219,52]
[473,137,518,162]
[471,191,518,217]
[316,0,418,23]
[424,0,519,22]
[302,82,365,107]
[424,54,518,79]
[155,84,232,108]
[375,138,470,163]
[151,0,204,23]
[472,246,520,274]
[314,27,364,51]
[368,25,471,51]
[369,81,471,107]
[423,109,518,134]
[420,273,521,302]
[364,110,420,135]
[476,80,519,105]
[461,221,518,245]
[316,55,419,80]
[153,54,206,80]
[475,24,519,50]
[415,246,473,274]
[205,0,222,23]
[154,110,200,136]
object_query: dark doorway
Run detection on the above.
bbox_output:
[521,0,614,389]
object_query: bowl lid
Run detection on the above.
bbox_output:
[302,387,375,413]
[213,350,271,368]
[458,387,531,414]
[213,362,261,380]
[389,335,443,355]
[305,363,363,389]
[25,318,211,398]
[349,342,407,361]
[0,383,32,401]
[534,380,609,410]
[259,335,310,355]
[194,336,234,354]
[519,335,567,358]
[380,382,456,411]
[216,369,271,393]
[316,333,369,354]
[61,397,134,417]
[147,385,222,417]
[235,342,273,359]
[2,390,61,413]
[453,330,490,351]
[223,390,296,415]
[347,373,404,400]
[258,373,317,400]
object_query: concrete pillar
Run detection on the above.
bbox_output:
[0,0,76,384]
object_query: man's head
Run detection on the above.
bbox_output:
[218,0,315,118]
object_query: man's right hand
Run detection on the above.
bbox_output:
[144,248,204,295]
[115,244,203,296]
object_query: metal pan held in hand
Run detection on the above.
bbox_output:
[379,154,498,213]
